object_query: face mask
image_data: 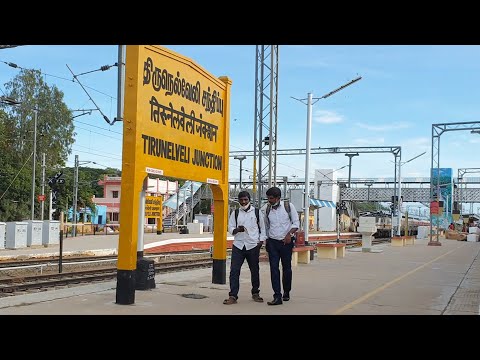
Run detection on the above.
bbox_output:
[240,202,250,210]
[272,200,280,207]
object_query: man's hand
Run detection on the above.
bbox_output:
[233,226,245,235]
[283,233,292,244]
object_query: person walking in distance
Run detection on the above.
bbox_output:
[262,186,300,305]
[223,191,267,305]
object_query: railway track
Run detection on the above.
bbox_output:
[0,249,211,270]
[0,258,212,297]
[0,238,393,297]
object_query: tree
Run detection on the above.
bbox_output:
[0,69,75,221]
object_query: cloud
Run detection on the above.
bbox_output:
[355,122,411,131]
[405,137,429,147]
[313,110,344,124]
[353,137,385,145]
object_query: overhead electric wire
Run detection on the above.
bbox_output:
[73,119,122,135]
[73,126,121,141]
[71,148,121,161]
[75,143,121,158]
[66,64,112,125]
[0,60,116,100]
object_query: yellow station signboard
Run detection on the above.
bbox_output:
[131,45,229,184]
[117,45,231,274]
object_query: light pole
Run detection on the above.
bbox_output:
[31,109,38,220]
[234,155,247,189]
[345,153,359,188]
[292,76,362,243]
[398,151,426,235]
[365,181,373,201]
[73,155,79,236]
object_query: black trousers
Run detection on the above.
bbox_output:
[228,244,261,299]
[266,238,293,299]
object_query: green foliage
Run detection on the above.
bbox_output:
[197,198,212,215]
[355,202,389,213]
[0,69,76,221]
[51,166,120,215]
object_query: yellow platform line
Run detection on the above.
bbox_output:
[333,245,463,315]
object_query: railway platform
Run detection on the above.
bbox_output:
[0,233,479,315]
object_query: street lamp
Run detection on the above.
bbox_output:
[345,153,359,188]
[234,155,247,189]
[292,75,362,243]
[395,151,426,236]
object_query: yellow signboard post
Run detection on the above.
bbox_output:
[116,45,231,304]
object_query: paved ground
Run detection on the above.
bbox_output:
[0,237,478,315]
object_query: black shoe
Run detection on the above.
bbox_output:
[282,293,290,301]
[267,297,283,305]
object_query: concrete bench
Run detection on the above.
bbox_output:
[404,236,415,245]
[292,246,315,266]
[391,236,405,247]
[316,243,346,259]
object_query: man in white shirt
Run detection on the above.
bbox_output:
[223,191,267,305]
[262,186,300,305]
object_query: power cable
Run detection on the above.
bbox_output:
[74,118,122,135]
[74,126,121,141]
[0,60,116,100]
[71,148,121,161]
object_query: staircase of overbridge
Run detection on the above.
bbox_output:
[163,181,203,230]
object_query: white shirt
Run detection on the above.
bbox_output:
[261,201,300,240]
[228,205,267,251]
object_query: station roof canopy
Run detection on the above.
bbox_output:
[309,199,336,208]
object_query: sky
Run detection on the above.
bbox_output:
[2,45,480,204]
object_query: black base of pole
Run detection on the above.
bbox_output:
[116,270,136,304]
[212,259,226,284]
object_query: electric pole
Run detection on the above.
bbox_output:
[41,153,46,220]
[31,109,38,220]
[73,155,79,236]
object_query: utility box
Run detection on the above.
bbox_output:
[187,221,203,234]
[289,188,304,213]
[195,214,213,232]
[6,222,28,249]
[42,220,60,246]
[27,220,43,246]
[0,222,5,249]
